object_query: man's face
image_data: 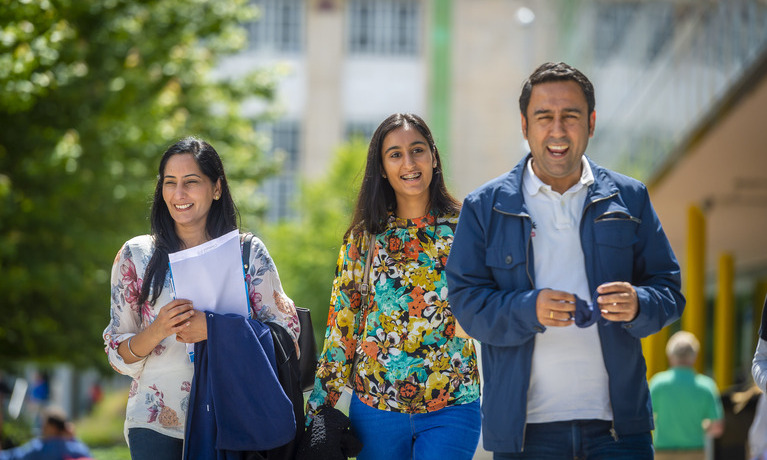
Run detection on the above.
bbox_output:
[521,80,595,194]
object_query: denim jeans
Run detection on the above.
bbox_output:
[349,393,481,460]
[128,428,183,460]
[492,420,653,460]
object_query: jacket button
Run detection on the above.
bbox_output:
[505,255,513,264]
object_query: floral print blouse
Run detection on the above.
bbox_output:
[103,234,299,441]
[306,212,480,419]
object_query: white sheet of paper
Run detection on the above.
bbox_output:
[168,229,249,317]
[168,229,249,359]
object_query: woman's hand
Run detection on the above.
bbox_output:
[175,309,208,343]
[148,299,196,340]
[119,299,194,363]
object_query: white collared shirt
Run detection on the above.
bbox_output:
[522,156,613,424]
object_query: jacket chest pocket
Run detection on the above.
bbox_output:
[593,212,639,280]
[485,243,530,289]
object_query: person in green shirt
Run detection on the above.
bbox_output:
[650,331,724,460]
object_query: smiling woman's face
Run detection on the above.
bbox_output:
[162,153,221,234]
[380,126,435,218]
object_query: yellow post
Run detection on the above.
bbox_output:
[714,253,734,391]
[642,334,657,380]
[644,327,671,380]
[683,205,706,373]
[656,326,670,375]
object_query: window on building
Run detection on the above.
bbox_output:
[646,4,674,62]
[594,2,640,63]
[248,0,303,53]
[261,121,301,221]
[348,0,421,56]
[345,121,380,143]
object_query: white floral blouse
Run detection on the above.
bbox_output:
[102,234,299,442]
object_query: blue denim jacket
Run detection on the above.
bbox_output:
[446,155,684,453]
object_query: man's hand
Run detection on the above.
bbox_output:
[536,289,576,327]
[596,282,638,322]
[175,310,208,343]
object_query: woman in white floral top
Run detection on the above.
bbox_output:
[102,137,299,460]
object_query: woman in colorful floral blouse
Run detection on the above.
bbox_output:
[102,137,299,460]
[305,113,481,459]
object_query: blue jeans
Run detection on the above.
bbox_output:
[349,393,481,460]
[492,420,653,460]
[128,428,183,460]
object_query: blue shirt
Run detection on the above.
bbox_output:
[0,437,92,460]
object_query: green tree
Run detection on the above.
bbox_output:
[262,139,368,347]
[0,0,279,368]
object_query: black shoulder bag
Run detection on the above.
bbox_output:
[241,232,318,391]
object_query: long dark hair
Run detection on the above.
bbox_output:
[138,137,239,306]
[345,113,460,238]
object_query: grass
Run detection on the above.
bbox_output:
[90,445,131,460]
[75,387,129,455]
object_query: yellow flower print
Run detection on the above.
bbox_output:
[426,371,449,391]
[336,308,356,329]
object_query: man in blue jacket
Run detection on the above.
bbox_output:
[445,61,684,459]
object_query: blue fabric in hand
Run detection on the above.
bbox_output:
[573,295,601,328]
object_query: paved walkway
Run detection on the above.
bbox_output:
[473,439,493,459]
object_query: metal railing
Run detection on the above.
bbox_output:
[558,1,767,181]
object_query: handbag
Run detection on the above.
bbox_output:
[347,232,376,388]
[295,307,317,391]
[241,232,318,392]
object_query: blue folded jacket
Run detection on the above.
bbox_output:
[184,313,296,459]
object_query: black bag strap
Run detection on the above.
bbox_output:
[241,232,253,273]
[355,233,376,338]
[359,233,375,304]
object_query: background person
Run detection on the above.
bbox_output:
[751,295,767,460]
[649,331,724,459]
[304,113,481,460]
[749,390,767,460]
[0,407,92,460]
[752,295,767,390]
[445,62,685,459]
[102,137,299,460]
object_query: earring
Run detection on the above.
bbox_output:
[214,194,220,200]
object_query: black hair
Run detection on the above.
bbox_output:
[519,62,596,128]
[345,113,460,238]
[42,407,69,434]
[138,137,239,306]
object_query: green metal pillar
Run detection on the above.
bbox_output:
[428,0,452,175]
